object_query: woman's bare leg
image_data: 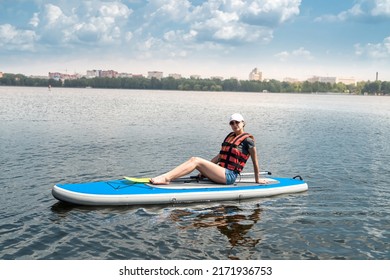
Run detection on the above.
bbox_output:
[150,157,226,185]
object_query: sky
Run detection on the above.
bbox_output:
[1,0,390,81]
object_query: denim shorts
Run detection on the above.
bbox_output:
[225,169,238,185]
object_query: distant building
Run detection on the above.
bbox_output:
[249,68,262,81]
[100,70,118,78]
[118,72,133,78]
[168,73,182,79]
[132,74,144,78]
[320,76,337,84]
[190,75,201,79]
[148,71,163,80]
[210,76,224,80]
[307,76,355,85]
[48,72,80,81]
[0,71,3,78]
[29,75,48,79]
[307,76,337,84]
[284,77,299,83]
[87,70,132,78]
[336,77,356,86]
[307,76,318,83]
[86,70,101,78]
[49,72,62,80]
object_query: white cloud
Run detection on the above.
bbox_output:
[315,4,363,22]
[45,4,61,24]
[184,0,299,44]
[99,2,132,18]
[274,51,289,61]
[0,24,37,51]
[29,13,40,28]
[370,0,390,16]
[125,31,133,42]
[108,0,299,60]
[275,47,313,61]
[148,0,191,21]
[163,30,197,43]
[0,0,301,59]
[191,9,245,42]
[74,22,100,42]
[242,0,301,25]
[315,0,390,22]
[355,37,390,59]
[24,2,133,47]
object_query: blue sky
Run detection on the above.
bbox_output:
[1,0,389,81]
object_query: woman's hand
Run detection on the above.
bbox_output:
[256,178,269,184]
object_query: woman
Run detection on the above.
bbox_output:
[150,113,267,185]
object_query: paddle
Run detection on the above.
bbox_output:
[124,171,271,183]
[240,171,272,176]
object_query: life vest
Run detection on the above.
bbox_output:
[219,132,253,172]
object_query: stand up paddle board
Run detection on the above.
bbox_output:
[52,173,308,206]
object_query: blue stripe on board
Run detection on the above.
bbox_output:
[56,177,302,195]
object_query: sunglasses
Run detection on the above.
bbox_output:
[229,121,241,125]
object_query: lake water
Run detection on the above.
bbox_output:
[0,86,389,260]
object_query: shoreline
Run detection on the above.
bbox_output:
[1,84,389,96]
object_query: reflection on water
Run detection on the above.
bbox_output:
[169,204,262,259]
[50,202,78,216]
[49,201,264,259]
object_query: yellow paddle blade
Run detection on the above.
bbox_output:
[124,177,151,183]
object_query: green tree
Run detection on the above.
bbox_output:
[301,81,312,93]
[363,81,381,94]
[162,77,179,90]
[222,79,240,91]
[333,82,347,93]
[381,81,390,94]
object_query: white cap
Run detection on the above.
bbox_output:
[229,113,244,123]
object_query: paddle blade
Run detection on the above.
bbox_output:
[124,177,151,183]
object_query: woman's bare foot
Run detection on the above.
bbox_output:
[150,175,170,185]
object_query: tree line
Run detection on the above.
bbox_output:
[1,73,389,95]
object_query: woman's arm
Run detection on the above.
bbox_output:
[249,147,267,184]
[249,147,260,183]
